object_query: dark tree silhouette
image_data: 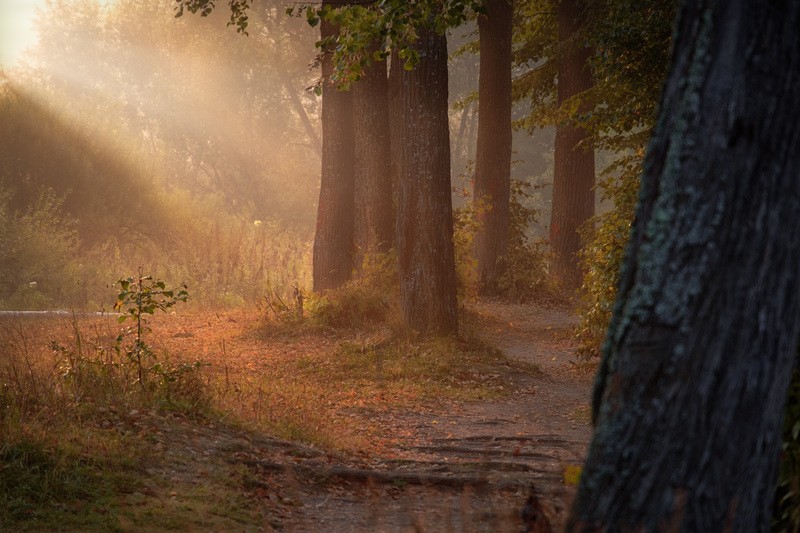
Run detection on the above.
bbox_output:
[568,0,800,529]
[550,0,594,290]
[397,25,458,335]
[473,0,513,296]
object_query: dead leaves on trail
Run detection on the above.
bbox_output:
[133,310,535,453]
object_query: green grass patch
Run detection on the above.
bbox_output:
[0,427,139,531]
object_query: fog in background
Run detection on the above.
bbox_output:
[0,0,552,310]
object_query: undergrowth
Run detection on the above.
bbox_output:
[453,179,553,302]
[0,278,220,531]
[775,366,800,532]
[258,251,398,334]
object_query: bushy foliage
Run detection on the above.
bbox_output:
[454,179,550,301]
[511,0,676,355]
[775,367,800,531]
[494,180,551,300]
[452,194,481,300]
[260,251,397,331]
[306,252,398,329]
[574,155,641,356]
[113,272,190,386]
[0,187,82,310]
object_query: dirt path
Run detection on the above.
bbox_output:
[2,302,593,531]
[274,302,595,532]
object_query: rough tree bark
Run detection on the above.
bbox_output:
[568,0,800,530]
[312,5,355,291]
[550,0,594,291]
[397,26,458,335]
[352,47,393,263]
[473,0,513,296]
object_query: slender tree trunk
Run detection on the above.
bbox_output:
[277,65,321,156]
[312,8,355,291]
[352,47,393,264]
[568,0,800,529]
[550,0,594,291]
[453,102,472,161]
[474,0,513,296]
[465,104,478,162]
[397,26,458,335]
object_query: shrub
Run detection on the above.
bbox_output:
[453,179,550,301]
[575,154,641,357]
[775,367,800,531]
[494,179,551,300]
[0,186,82,310]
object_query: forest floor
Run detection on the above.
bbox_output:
[0,301,594,532]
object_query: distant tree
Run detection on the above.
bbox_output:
[549,0,594,290]
[313,2,356,291]
[473,0,513,296]
[568,0,800,529]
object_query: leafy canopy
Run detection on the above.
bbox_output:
[174,0,487,86]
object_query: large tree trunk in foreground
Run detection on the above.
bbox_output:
[352,49,393,264]
[549,0,594,291]
[473,0,513,296]
[568,0,800,530]
[397,27,458,335]
[312,9,355,291]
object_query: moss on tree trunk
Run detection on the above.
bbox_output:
[570,0,800,529]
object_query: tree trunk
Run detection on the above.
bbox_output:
[453,102,472,161]
[312,7,355,292]
[568,0,800,530]
[550,0,594,291]
[388,49,403,221]
[352,47,393,264]
[473,0,513,296]
[277,65,321,156]
[397,26,458,335]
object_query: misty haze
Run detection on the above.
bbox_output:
[1,1,799,531]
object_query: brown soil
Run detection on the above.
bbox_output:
[275,302,594,532]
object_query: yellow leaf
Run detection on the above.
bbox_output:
[563,464,583,486]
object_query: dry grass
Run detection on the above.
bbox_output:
[0,306,540,530]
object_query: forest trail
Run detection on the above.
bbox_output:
[273,303,595,532]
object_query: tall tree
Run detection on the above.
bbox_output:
[550,0,594,290]
[568,0,800,529]
[397,25,458,334]
[312,4,356,291]
[473,0,513,296]
[352,47,393,263]
[388,49,403,228]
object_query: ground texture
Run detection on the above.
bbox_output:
[1,301,594,532]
